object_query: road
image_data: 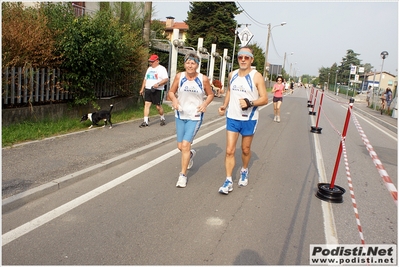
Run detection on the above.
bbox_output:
[2,87,397,265]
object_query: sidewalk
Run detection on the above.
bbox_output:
[2,89,397,212]
[335,91,397,132]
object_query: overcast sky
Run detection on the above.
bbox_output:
[152,1,398,77]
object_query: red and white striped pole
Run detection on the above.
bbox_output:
[309,90,318,115]
[310,91,324,133]
[307,87,314,107]
[316,98,354,203]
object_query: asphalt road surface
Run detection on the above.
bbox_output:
[2,87,397,265]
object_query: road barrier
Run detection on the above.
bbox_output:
[350,109,398,206]
[310,91,324,134]
[309,89,318,115]
[308,87,314,107]
[315,98,354,203]
[312,90,397,244]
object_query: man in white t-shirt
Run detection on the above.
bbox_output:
[139,54,169,127]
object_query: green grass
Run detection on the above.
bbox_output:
[2,104,172,147]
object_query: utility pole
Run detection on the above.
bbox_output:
[143,2,152,47]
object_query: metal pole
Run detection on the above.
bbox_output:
[231,24,239,72]
[263,23,271,79]
[329,98,354,189]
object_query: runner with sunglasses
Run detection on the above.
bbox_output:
[218,46,268,195]
[272,76,284,122]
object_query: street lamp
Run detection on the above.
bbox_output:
[172,39,184,48]
[378,51,389,94]
[263,22,287,80]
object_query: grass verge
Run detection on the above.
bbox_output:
[2,104,172,147]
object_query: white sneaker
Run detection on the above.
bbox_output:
[276,116,280,123]
[176,173,187,188]
[273,116,277,122]
[187,149,196,170]
[238,169,249,186]
[218,179,233,195]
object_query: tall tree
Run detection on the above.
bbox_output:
[185,2,241,56]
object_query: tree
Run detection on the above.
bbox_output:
[59,11,143,105]
[185,2,241,56]
[2,2,64,68]
[248,43,265,73]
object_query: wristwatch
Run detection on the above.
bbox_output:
[250,101,254,107]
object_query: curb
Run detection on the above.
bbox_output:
[353,106,397,133]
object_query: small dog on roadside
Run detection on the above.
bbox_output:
[80,104,113,129]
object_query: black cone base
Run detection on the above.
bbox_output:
[315,183,346,203]
[310,126,322,133]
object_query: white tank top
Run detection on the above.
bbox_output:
[227,69,260,121]
[175,72,206,121]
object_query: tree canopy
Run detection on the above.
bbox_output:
[185,2,241,56]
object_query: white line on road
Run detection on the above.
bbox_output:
[310,115,340,245]
[2,124,226,246]
[1,101,308,246]
[347,107,397,141]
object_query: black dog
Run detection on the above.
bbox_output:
[80,104,113,129]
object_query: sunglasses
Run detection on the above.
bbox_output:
[277,79,282,81]
[238,55,251,61]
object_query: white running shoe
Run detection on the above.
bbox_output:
[187,149,196,170]
[277,116,280,123]
[218,179,233,195]
[274,116,277,122]
[238,169,249,186]
[176,173,187,188]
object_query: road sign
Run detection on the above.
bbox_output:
[238,26,253,46]
[350,65,357,75]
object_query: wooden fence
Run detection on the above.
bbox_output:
[2,67,140,108]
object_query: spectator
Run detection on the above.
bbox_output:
[386,87,393,114]
[139,54,169,127]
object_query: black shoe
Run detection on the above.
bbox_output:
[139,121,148,128]
[160,119,166,126]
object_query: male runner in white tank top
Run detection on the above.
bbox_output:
[218,46,268,195]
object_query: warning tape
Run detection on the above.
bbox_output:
[350,110,398,206]
[341,139,366,244]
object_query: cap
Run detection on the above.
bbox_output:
[148,54,159,62]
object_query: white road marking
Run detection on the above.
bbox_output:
[310,115,339,245]
[2,124,227,246]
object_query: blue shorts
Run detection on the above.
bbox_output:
[175,118,203,143]
[226,117,257,136]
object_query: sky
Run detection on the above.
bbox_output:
[152,1,398,77]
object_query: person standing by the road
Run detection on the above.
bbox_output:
[168,53,214,188]
[272,76,284,123]
[386,87,392,114]
[217,46,268,195]
[366,85,372,107]
[139,54,169,128]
